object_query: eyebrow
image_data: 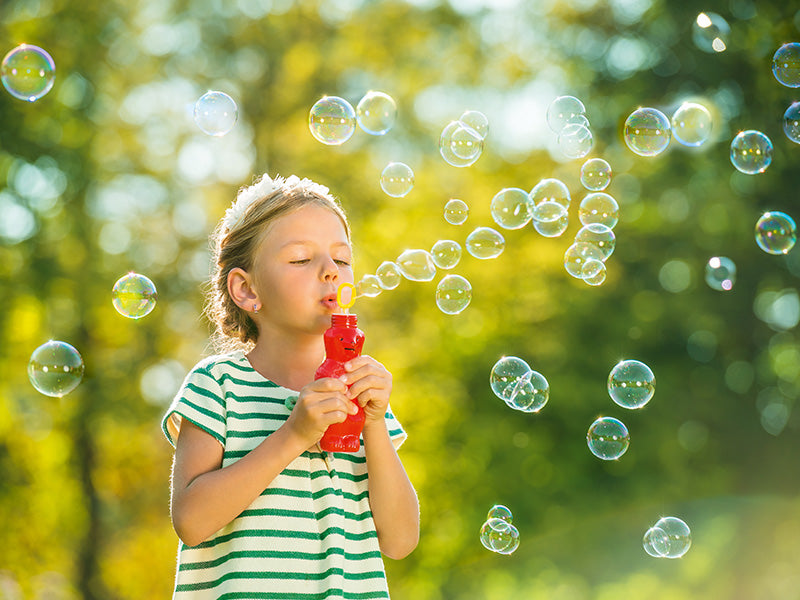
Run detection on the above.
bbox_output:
[280,240,351,250]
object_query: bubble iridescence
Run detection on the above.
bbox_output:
[487,504,513,523]
[480,518,520,554]
[490,188,533,230]
[547,96,586,133]
[530,178,571,208]
[194,91,238,136]
[308,96,356,145]
[608,359,656,409]
[692,12,730,53]
[532,201,569,238]
[356,274,382,298]
[558,123,593,159]
[671,102,712,147]
[783,102,800,144]
[730,130,773,174]
[755,211,797,255]
[356,91,397,135]
[112,273,158,319]
[773,43,800,88]
[705,256,736,291]
[586,416,630,460]
[431,239,462,269]
[466,227,505,260]
[28,340,84,397]
[444,199,469,225]
[435,274,472,315]
[624,108,671,157]
[574,223,616,260]
[578,193,619,229]
[652,516,692,558]
[380,162,414,197]
[580,158,612,191]
[375,261,402,290]
[1,44,56,102]
[396,249,436,282]
[564,243,604,279]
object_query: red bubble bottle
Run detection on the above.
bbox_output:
[315,283,365,452]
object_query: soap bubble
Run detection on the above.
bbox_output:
[608,359,656,409]
[466,227,505,259]
[671,102,712,147]
[444,199,469,225]
[112,272,158,319]
[431,239,462,269]
[558,123,593,159]
[490,356,531,401]
[308,96,356,145]
[530,178,571,208]
[505,370,549,413]
[782,102,800,144]
[459,110,489,139]
[193,91,238,136]
[705,256,736,291]
[480,518,520,554]
[396,249,436,282]
[586,416,630,460]
[730,130,772,174]
[439,120,483,167]
[653,516,692,558]
[380,162,414,197]
[487,504,513,523]
[547,95,586,133]
[580,158,612,191]
[624,107,671,157]
[692,12,730,53]
[1,44,56,102]
[490,188,533,230]
[356,274,382,297]
[375,261,402,290]
[532,201,569,238]
[772,43,800,88]
[435,274,472,315]
[755,211,797,255]
[356,90,396,135]
[582,259,607,286]
[643,526,670,558]
[574,224,616,260]
[578,192,619,229]
[564,243,604,279]
[28,340,84,397]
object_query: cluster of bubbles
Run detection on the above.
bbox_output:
[1,44,56,102]
[194,91,239,137]
[624,102,712,158]
[439,110,489,167]
[489,356,549,413]
[547,96,593,159]
[308,91,398,146]
[479,504,520,555]
[643,516,692,559]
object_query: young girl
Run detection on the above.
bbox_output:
[162,174,419,598]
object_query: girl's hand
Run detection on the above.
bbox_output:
[340,355,393,424]
[284,378,357,446]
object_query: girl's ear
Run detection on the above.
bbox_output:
[228,267,260,312]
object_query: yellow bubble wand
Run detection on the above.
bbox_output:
[336,282,357,313]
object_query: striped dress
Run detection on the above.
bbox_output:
[162,350,406,599]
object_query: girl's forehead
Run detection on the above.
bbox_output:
[261,204,350,245]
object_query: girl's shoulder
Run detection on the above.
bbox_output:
[189,350,251,379]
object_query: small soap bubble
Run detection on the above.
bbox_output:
[692,12,730,53]
[507,370,549,413]
[444,199,469,225]
[653,516,692,558]
[624,107,671,157]
[490,188,533,230]
[772,43,800,88]
[530,178,571,208]
[356,274,382,298]
[586,416,630,460]
[755,211,797,255]
[28,340,84,397]
[487,504,513,523]
[564,243,605,279]
[439,120,483,167]
[671,102,712,147]
[480,518,520,554]
[490,356,532,401]
[308,96,356,145]
[380,162,414,197]
[705,256,736,291]
[396,249,437,282]
[112,272,158,319]
[193,91,238,136]
[783,102,800,144]
[466,227,505,260]
[435,274,472,315]
[375,261,402,290]
[730,130,772,174]
[356,90,396,135]
[558,123,593,159]
[578,193,619,229]
[581,259,607,286]
[1,44,56,102]
[580,158,612,191]
[608,359,656,409]
[431,239,462,269]
[574,223,616,260]
[532,201,569,238]
[459,110,489,139]
[643,526,670,558]
[546,95,586,133]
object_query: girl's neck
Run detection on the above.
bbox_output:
[245,330,325,391]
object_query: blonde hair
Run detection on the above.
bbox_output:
[205,174,351,351]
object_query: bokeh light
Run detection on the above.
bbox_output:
[692,12,730,53]
[705,256,736,291]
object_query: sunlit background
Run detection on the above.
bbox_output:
[2,0,800,598]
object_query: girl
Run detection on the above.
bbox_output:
[162,174,419,598]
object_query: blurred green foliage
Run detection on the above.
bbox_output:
[1,0,800,598]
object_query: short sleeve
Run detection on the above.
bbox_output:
[384,403,407,450]
[162,363,227,448]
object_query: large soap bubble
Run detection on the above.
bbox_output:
[490,188,533,230]
[783,102,800,144]
[773,43,800,88]
[730,130,772,174]
[574,223,615,261]
[608,359,656,409]
[652,516,692,558]
[586,416,630,460]
[380,162,414,197]
[580,158,612,191]
[624,107,671,157]
[755,211,796,255]
[532,201,569,238]
[194,91,238,136]
[558,123,593,159]
[439,120,483,167]
[112,272,158,319]
[396,249,436,282]
[546,95,586,133]
[28,340,84,397]
[466,227,505,259]
[530,178,571,209]
[431,239,462,269]
[375,261,402,290]
[479,517,520,555]
[564,243,604,279]
[435,274,472,315]
[356,90,396,135]
[1,44,56,102]
[444,199,469,225]
[578,193,619,229]
[671,102,712,147]
[308,96,356,145]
